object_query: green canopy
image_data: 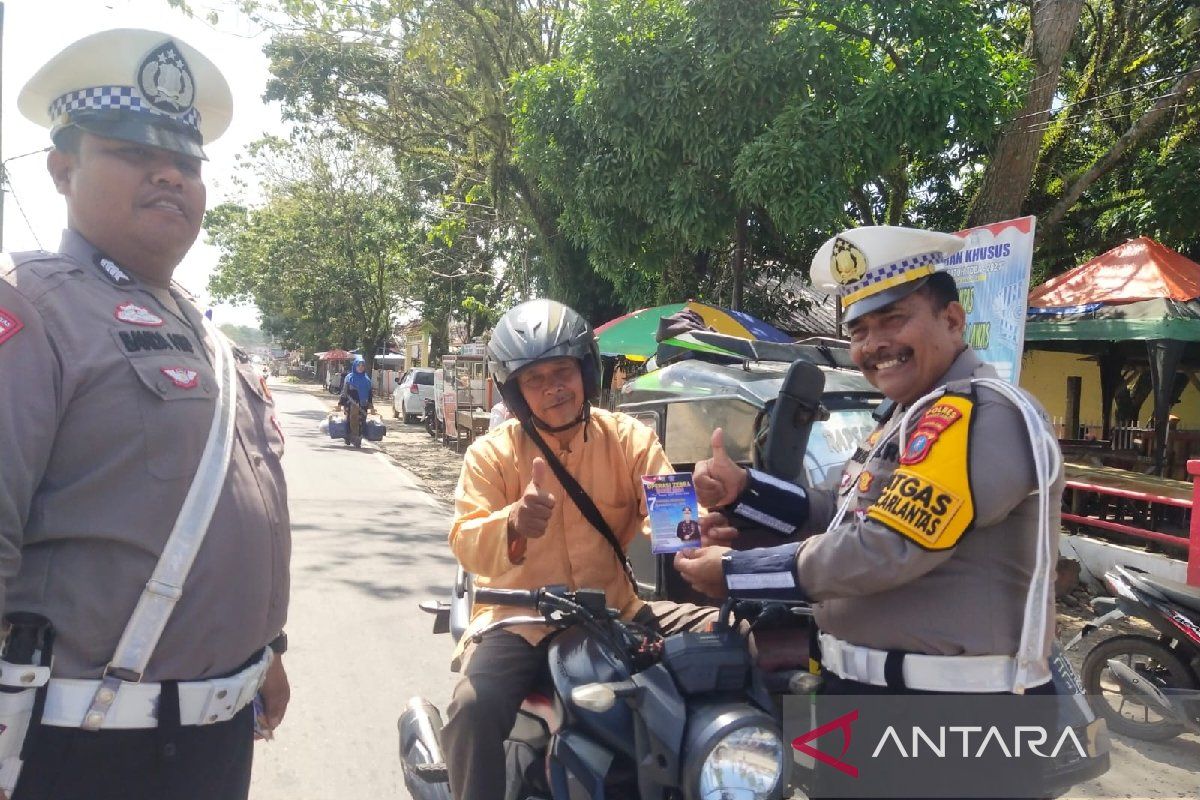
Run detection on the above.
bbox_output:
[1026,298,1200,343]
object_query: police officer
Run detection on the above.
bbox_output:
[675,226,1063,703]
[0,29,289,799]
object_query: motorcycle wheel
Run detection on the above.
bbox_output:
[1081,634,1197,741]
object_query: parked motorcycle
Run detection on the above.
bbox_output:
[423,398,439,439]
[1065,564,1200,741]
[399,577,794,800]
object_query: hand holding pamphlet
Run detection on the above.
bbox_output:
[642,473,702,554]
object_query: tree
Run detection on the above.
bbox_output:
[240,0,626,324]
[952,1,1200,279]
[513,0,1026,312]
[205,134,419,364]
[965,0,1086,227]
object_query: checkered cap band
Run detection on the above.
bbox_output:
[837,251,941,298]
[48,86,201,132]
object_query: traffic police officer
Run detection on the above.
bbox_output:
[0,29,289,799]
[675,226,1063,702]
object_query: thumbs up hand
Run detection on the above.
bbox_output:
[508,457,557,539]
[693,428,749,508]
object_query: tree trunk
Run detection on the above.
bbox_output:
[1038,65,1200,241]
[964,0,1085,227]
[732,210,748,311]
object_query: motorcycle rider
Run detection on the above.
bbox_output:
[442,299,715,800]
[339,356,374,443]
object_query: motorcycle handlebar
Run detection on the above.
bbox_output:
[473,587,540,608]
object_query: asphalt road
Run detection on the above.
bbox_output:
[249,381,458,799]
[249,380,1199,799]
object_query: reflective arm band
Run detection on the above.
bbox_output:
[722,542,807,601]
[730,469,808,537]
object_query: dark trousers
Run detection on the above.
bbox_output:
[442,600,716,800]
[12,703,254,800]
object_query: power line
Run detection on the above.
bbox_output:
[1003,67,1200,130]
[3,179,44,251]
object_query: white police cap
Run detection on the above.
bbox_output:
[18,28,232,160]
[810,226,966,324]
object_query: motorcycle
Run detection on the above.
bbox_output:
[424,398,439,439]
[1064,564,1200,741]
[398,575,796,800]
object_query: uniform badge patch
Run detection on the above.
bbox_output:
[831,237,869,285]
[857,471,874,494]
[868,394,976,551]
[95,255,134,287]
[0,307,23,347]
[899,401,965,466]
[138,41,196,114]
[115,302,164,327]
[161,367,199,389]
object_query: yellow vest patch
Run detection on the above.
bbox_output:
[866,394,975,550]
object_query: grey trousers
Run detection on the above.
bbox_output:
[442,600,716,800]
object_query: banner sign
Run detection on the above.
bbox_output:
[946,216,1036,384]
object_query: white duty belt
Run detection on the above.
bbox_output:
[79,316,242,730]
[818,633,1022,693]
[42,649,271,730]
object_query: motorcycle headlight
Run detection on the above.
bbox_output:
[696,725,786,800]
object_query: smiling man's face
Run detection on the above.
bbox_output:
[48,131,205,284]
[848,289,966,406]
[517,357,585,429]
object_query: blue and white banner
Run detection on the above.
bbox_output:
[945,217,1037,384]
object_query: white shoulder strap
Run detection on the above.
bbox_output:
[81,317,239,730]
[827,378,1060,693]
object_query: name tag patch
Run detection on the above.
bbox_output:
[120,329,195,354]
[0,307,23,347]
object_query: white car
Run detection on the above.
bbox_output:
[393,367,436,423]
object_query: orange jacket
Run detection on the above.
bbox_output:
[449,408,671,659]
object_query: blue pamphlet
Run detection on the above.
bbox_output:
[642,473,702,554]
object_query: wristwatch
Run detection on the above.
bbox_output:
[268,632,288,655]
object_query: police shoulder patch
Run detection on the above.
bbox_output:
[0,307,24,347]
[867,394,975,550]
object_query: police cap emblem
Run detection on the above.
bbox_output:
[138,41,196,115]
[830,237,868,285]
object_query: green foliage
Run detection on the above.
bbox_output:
[240,0,625,324]
[1024,0,1200,275]
[204,132,419,362]
[512,0,1024,315]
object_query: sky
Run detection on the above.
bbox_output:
[1,0,278,326]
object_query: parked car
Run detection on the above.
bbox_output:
[393,367,437,423]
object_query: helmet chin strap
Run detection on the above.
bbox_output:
[530,401,592,437]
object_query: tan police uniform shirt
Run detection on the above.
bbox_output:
[0,230,290,681]
[795,348,1062,660]
[449,408,671,661]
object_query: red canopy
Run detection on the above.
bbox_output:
[1029,237,1200,307]
[317,348,353,361]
